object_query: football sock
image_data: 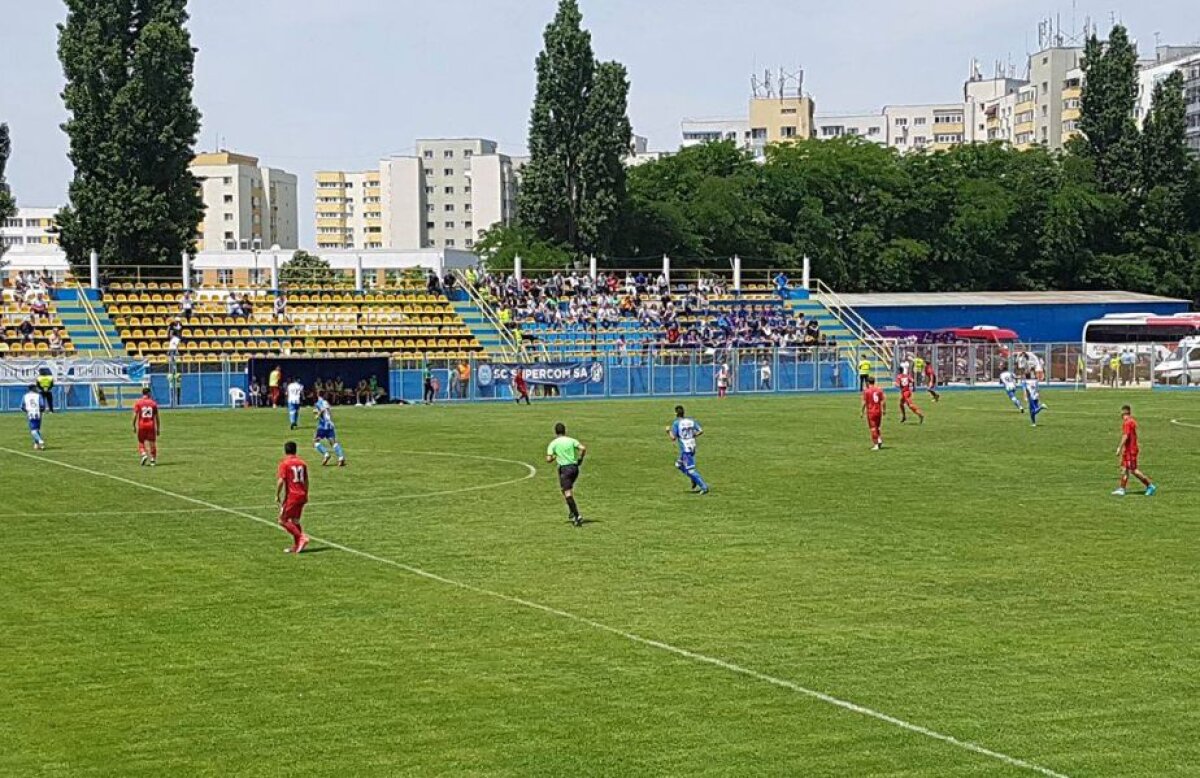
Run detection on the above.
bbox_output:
[692,471,709,491]
[333,442,345,460]
[565,496,579,519]
[315,441,328,456]
[31,431,43,446]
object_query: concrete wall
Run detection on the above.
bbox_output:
[857,301,1192,342]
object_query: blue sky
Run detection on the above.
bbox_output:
[1,0,1195,246]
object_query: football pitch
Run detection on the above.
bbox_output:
[2,390,1198,777]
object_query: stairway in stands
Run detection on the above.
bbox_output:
[784,288,892,377]
[55,287,122,356]
[55,287,142,408]
[450,299,510,359]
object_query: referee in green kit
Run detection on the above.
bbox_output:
[546,422,587,527]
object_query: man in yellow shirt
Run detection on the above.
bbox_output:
[455,360,471,399]
[269,365,282,407]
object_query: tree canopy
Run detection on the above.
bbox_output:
[56,0,204,274]
[0,124,15,266]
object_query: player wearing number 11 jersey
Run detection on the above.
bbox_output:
[276,441,310,554]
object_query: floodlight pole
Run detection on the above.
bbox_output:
[733,255,742,293]
[89,249,99,290]
[181,251,191,291]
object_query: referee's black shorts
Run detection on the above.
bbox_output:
[558,464,580,491]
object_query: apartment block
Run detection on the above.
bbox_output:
[317,138,515,252]
[814,113,887,144]
[190,152,298,252]
[680,92,815,159]
[1136,48,1200,154]
[0,207,60,250]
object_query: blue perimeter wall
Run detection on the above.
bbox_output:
[856,301,1191,342]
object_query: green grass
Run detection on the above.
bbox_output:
[1,390,1198,777]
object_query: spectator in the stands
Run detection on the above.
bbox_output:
[19,316,35,343]
[273,293,287,321]
[167,318,184,341]
[239,294,254,318]
[225,292,239,317]
[427,269,442,296]
[773,271,790,299]
[29,294,49,320]
[48,329,64,356]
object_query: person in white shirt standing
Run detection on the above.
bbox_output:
[759,362,772,391]
[286,379,305,430]
[23,384,46,450]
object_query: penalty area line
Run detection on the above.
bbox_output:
[0,446,1067,778]
[1170,418,1200,430]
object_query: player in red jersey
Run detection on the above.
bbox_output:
[923,360,941,402]
[513,368,531,405]
[131,387,160,466]
[895,369,925,424]
[1112,405,1157,497]
[860,376,886,450]
[275,441,311,554]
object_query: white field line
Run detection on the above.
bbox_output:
[0,451,538,518]
[0,446,1068,778]
[1170,418,1200,430]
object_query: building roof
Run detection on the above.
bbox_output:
[827,290,1190,307]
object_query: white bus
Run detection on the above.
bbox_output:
[1082,313,1200,385]
[1082,312,1200,345]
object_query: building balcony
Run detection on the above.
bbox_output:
[316,172,346,184]
[1015,100,1036,114]
[1062,87,1082,100]
[1014,121,1036,135]
[1061,108,1081,121]
[933,122,965,135]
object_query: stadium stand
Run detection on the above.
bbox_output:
[101,282,484,364]
[0,293,76,359]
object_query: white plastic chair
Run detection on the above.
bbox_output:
[228,387,247,408]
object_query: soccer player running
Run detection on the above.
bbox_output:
[923,359,941,402]
[895,368,924,424]
[546,422,587,527]
[275,441,311,554]
[1000,368,1024,412]
[132,387,160,466]
[22,384,46,450]
[513,368,531,405]
[668,405,709,494]
[1113,405,1157,497]
[286,378,304,429]
[312,391,346,466]
[860,376,886,450]
[1024,374,1043,426]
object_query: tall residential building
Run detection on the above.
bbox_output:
[0,207,60,250]
[316,138,516,252]
[190,152,298,251]
[1136,48,1200,154]
[680,76,816,159]
[813,113,887,144]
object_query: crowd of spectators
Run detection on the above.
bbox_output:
[474,270,822,351]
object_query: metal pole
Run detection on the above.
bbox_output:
[802,255,811,291]
[354,254,364,292]
[89,249,99,290]
[181,251,191,291]
[662,254,670,286]
[270,252,279,292]
[514,254,523,283]
[589,254,597,281]
[733,255,742,293]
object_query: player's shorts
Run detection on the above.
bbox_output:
[1122,451,1139,471]
[677,451,697,470]
[28,417,41,431]
[1005,387,1017,397]
[137,426,157,442]
[558,464,580,491]
[314,424,336,441]
[280,498,307,521]
[288,402,300,412]
[866,412,882,428]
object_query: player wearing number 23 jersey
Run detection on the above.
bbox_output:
[276,441,310,554]
[132,387,160,466]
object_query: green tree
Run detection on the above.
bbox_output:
[0,124,16,266]
[473,225,573,271]
[1071,25,1141,196]
[520,0,632,258]
[56,0,204,274]
[280,250,336,287]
